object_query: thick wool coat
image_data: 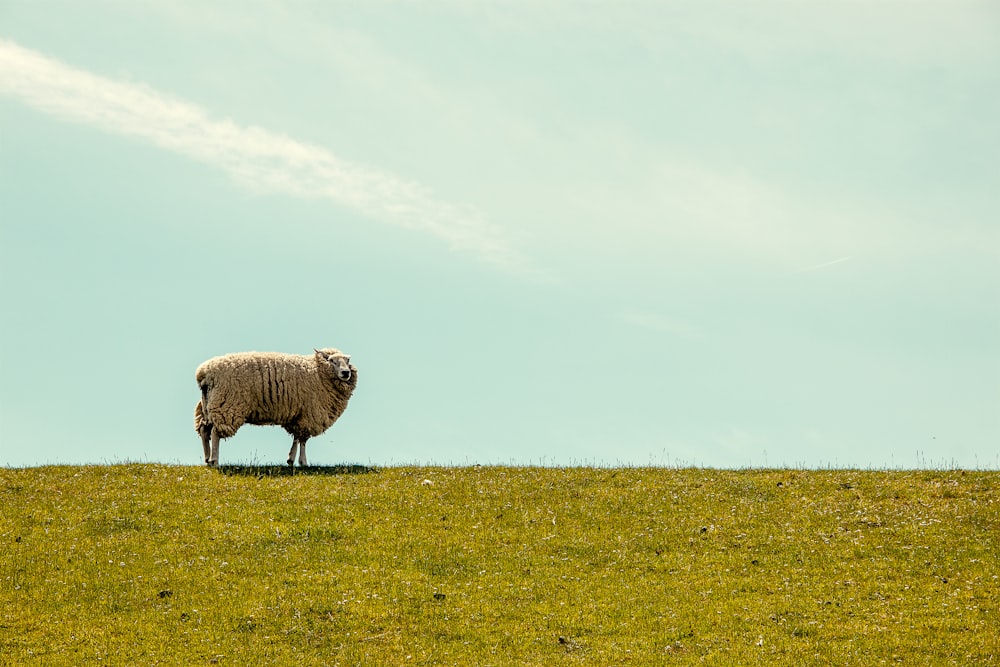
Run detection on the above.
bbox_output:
[194,349,358,441]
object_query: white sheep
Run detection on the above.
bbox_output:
[194,348,358,467]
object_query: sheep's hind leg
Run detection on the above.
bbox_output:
[287,439,298,467]
[199,423,212,464]
[298,437,309,467]
[208,429,220,468]
[195,401,212,464]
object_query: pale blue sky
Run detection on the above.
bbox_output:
[2,1,998,468]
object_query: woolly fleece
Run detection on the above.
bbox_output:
[194,348,358,463]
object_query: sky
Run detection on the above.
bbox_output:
[1,1,998,469]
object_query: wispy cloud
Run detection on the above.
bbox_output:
[0,39,521,271]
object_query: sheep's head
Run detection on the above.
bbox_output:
[315,348,354,383]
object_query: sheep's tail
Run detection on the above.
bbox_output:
[198,382,211,425]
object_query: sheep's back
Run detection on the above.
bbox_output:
[197,352,320,424]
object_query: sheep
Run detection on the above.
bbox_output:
[194,348,358,467]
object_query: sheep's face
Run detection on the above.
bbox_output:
[315,348,353,382]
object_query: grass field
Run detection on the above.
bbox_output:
[2,464,998,665]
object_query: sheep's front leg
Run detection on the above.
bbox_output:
[287,439,298,467]
[208,429,220,468]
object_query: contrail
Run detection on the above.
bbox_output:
[807,256,852,271]
[0,39,519,270]
[620,310,699,338]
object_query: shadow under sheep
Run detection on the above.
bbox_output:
[218,464,378,478]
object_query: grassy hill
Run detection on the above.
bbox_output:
[2,464,998,665]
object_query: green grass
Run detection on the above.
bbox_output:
[2,464,998,665]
